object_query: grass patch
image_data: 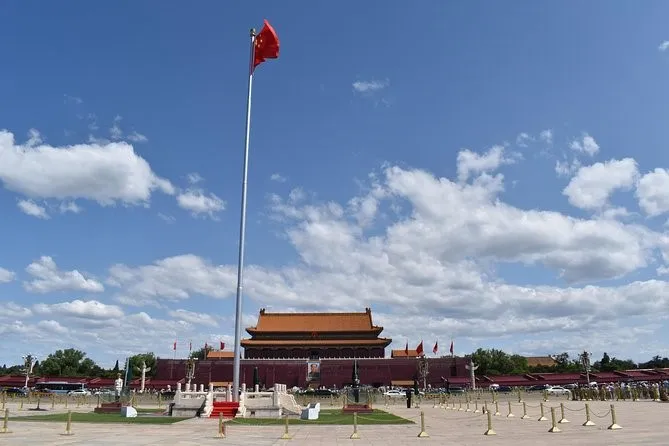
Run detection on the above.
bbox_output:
[229,409,413,425]
[11,412,188,424]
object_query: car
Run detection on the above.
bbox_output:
[546,386,570,396]
[67,389,91,396]
[448,386,465,394]
[2,387,27,397]
[527,384,550,391]
[383,389,405,397]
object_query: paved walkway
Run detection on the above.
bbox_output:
[0,399,666,445]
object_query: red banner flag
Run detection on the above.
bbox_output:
[449,340,454,355]
[404,341,409,355]
[173,340,177,351]
[220,341,225,350]
[433,341,438,355]
[416,341,424,356]
[253,19,280,71]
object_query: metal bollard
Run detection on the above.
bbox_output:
[417,410,429,438]
[0,408,11,434]
[583,403,595,426]
[217,412,226,438]
[494,400,500,416]
[558,402,569,423]
[607,404,622,430]
[280,415,292,440]
[538,402,548,421]
[60,410,74,436]
[474,400,480,413]
[466,401,471,412]
[350,412,360,439]
[521,401,530,419]
[507,401,514,417]
[483,410,496,436]
[548,407,561,433]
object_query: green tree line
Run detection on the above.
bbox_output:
[0,349,158,379]
[469,348,663,376]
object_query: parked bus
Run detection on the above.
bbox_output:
[34,381,87,395]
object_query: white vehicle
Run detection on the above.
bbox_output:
[383,389,405,397]
[546,386,570,396]
[67,389,91,396]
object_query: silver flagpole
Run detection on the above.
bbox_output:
[232,27,257,403]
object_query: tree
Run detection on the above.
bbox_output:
[39,349,103,377]
[470,348,529,376]
[112,360,119,373]
[128,353,157,378]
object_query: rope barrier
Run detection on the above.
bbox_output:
[537,403,548,421]
[583,403,596,426]
[483,410,496,436]
[349,412,360,439]
[558,402,569,424]
[0,408,10,434]
[548,407,561,433]
[59,410,74,436]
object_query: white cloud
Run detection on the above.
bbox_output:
[127,131,148,143]
[17,199,50,219]
[26,128,43,147]
[169,309,219,327]
[59,201,82,214]
[0,302,31,318]
[636,168,669,216]
[539,129,553,144]
[659,41,669,52]
[352,79,389,93]
[176,189,225,218]
[186,173,204,184]
[515,132,533,147]
[33,299,123,319]
[24,256,105,294]
[0,130,174,205]
[64,94,83,105]
[563,158,638,210]
[456,145,517,182]
[158,213,176,224]
[270,173,286,183]
[0,268,15,283]
[37,320,69,335]
[109,115,123,140]
[569,133,600,156]
[555,158,581,177]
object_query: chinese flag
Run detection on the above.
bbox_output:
[253,19,280,71]
[416,341,424,356]
[433,341,438,355]
[173,340,177,351]
[220,341,225,350]
[449,340,454,355]
[404,341,409,356]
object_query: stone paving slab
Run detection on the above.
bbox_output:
[0,398,666,445]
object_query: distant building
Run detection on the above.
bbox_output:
[526,356,557,368]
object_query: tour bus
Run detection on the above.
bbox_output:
[34,381,88,395]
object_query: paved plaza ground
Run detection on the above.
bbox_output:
[1,395,667,445]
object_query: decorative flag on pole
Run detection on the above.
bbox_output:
[220,341,225,350]
[253,19,280,71]
[404,341,409,356]
[232,20,281,402]
[449,340,454,356]
[416,341,424,356]
[173,340,177,351]
[433,340,438,355]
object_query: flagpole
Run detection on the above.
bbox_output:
[232,27,257,403]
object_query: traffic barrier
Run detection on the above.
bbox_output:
[417,411,429,438]
[349,412,360,439]
[483,410,496,436]
[280,415,292,440]
[0,408,11,434]
[59,410,74,436]
[548,407,561,433]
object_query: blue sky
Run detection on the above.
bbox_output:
[2,1,669,368]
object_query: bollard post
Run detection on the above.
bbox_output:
[216,412,226,438]
[417,410,429,438]
[474,400,480,413]
[483,410,496,436]
[466,401,471,412]
[65,397,68,409]
[494,400,500,416]
[548,407,561,433]
[19,399,23,411]
[506,401,514,418]
[458,399,463,411]
[0,408,11,434]
[1,393,4,410]
[537,402,548,421]
[158,392,162,408]
[543,390,549,402]
[281,412,292,440]
[97,394,101,408]
[558,402,569,423]
[51,394,55,409]
[60,410,74,436]
[607,404,622,430]
[349,412,360,439]
[517,389,523,403]
[583,403,595,426]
